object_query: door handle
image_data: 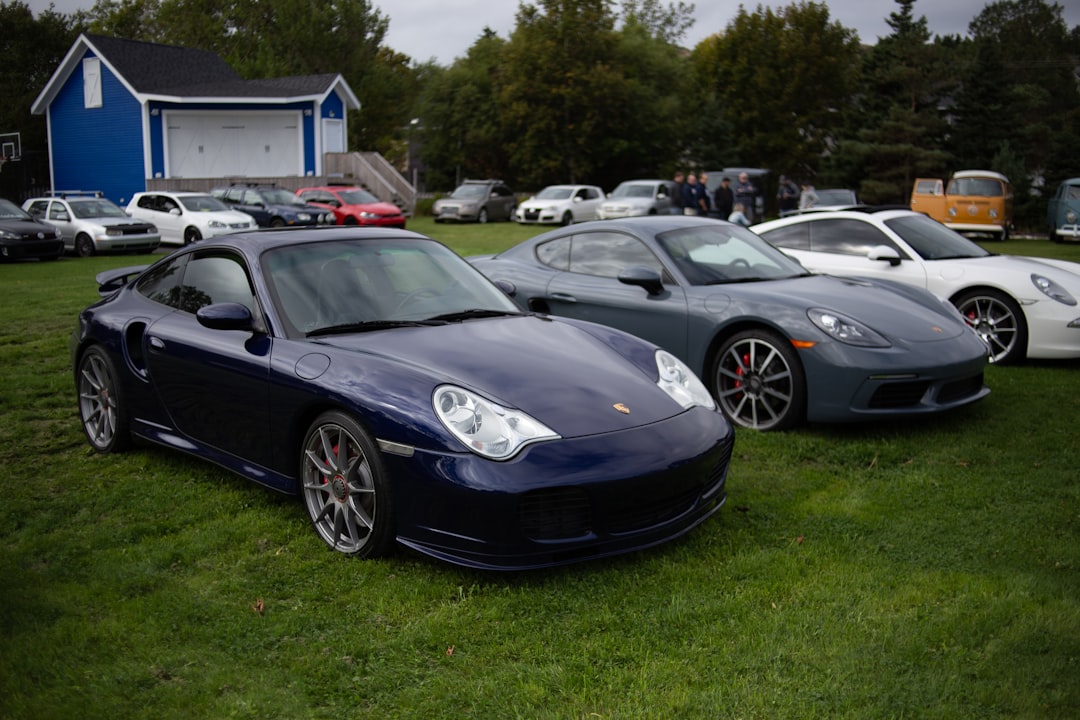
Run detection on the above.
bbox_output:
[548,293,577,303]
[148,336,165,352]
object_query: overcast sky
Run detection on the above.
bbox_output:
[21,0,1080,65]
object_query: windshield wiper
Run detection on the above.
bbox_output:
[307,319,445,337]
[425,308,523,322]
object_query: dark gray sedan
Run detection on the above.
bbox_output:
[471,216,991,430]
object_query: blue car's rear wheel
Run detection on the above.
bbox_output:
[712,329,806,431]
[77,345,131,453]
[301,411,395,557]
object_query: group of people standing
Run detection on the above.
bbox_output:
[672,171,761,226]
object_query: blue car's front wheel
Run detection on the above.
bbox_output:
[300,411,396,557]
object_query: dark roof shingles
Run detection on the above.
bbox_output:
[87,34,337,98]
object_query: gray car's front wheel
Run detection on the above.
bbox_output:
[712,329,806,431]
[300,411,395,557]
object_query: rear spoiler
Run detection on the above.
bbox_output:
[95,265,148,297]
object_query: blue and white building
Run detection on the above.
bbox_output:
[31,34,361,205]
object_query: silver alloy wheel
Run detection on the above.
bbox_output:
[714,331,804,431]
[301,414,388,555]
[77,347,128,452]
[955,290,1024,364]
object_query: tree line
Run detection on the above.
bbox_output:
[2,0,1078,229]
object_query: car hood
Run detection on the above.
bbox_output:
[196,210,253,223]
[602,197,655,207]
[726,274,972,343]
[944,254,1080,290]
[0,219,58,235]
[342,201,402,214]
[309,314,686,438]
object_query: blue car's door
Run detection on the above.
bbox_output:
[144,251,273,468]
[541,229,690,359]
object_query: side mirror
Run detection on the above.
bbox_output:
[868,245,902,267]
[197,303,254,331]
[493,279,516,297]
[169,207,181,216]
[618,266,665,296]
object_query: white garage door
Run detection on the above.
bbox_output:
[165,112,302,178]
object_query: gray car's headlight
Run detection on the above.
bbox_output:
[656,350,715,411]
[808,308,891,347]
[1031,274,1077,306]
[434,385,560,460]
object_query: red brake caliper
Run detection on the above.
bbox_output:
[734,352,750,397]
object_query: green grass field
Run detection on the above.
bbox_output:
[1,220,1078,719]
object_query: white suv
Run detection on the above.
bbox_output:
[23,193,160,256]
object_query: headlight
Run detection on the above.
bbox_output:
[296,212,311,221]
[106,227,122,236]
[208,220,227,228]
[1031,274,1077,306]
[655,350,715,410]
[808,308,891,347]
[948,207,957,217]
[989,209,999,219]
[1066,210,1077,224]
[433,385,560,460]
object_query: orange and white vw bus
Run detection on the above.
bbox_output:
[910,170,1013,240]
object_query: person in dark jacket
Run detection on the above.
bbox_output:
[714,176,734,220]
[671,171,685,214]
[682,173,702,215]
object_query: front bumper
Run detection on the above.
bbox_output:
[91,232,161,253]
[800,331,991,422]
[1053,224,1080,240]
[382,406,734,570]
[0,237,64,260]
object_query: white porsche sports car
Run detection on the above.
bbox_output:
[753,208,1080,364]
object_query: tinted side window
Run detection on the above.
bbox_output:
[568,232,664,278]
[179,254,254,313]
[809,219,896,256]
[536,237,570,270]
[759,223,810,250]
[136,255,188,307]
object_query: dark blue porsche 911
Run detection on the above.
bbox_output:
[72,227,733,570]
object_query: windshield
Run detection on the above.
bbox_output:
[536,187,573,200]
[947,177,1003,197]
[814,189,857,205]
[262,237,521,337]
[884,214,991,260]
[0,198,31,219]
[70,199,127,218]
[450,184,490,199]
[179,195,230,212]
[611,183,656,199]
[337,188,380,204]
[261,188,306,206]
[657,224,810,285]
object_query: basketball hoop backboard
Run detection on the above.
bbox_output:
[1,132,22,162]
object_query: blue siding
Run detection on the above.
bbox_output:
[50,52,145,205]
